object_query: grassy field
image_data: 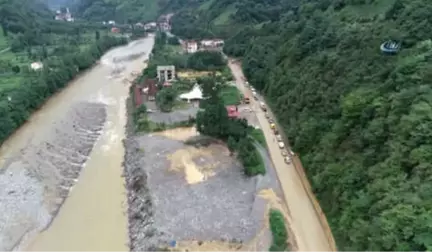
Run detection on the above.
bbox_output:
[219,85,241,105]
[213,4,237,26]
[177,70,221,79]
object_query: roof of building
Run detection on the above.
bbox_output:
[30,62,43,70]
[179,84,203,100]
[145,79,157,96]
[226,105,239,118]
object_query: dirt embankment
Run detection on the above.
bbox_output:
[0,102,106,250]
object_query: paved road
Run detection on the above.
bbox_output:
[228,60,333,251]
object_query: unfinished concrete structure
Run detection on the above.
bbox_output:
[157,65,175,82]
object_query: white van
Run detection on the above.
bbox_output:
[278,142,285,149]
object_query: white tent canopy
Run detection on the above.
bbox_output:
[179,84,203,101]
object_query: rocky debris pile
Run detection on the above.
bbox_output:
[0,102,106,251]
[125,134,264,249]
[123,138,169,251]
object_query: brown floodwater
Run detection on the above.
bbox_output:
[0,36,154,250]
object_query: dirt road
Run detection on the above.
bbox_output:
[228,60,334,251]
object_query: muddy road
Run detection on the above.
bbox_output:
[0,36,155,251]
[228,60,335,251]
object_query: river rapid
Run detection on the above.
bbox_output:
[0,36,154,251]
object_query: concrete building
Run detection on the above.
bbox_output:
[200,39,224,49]
[157,65,176,82]
[144,22,157,30]
[54,8,74,22]
[30,62,43,71]
[186,40,198,53]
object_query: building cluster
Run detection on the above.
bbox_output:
[157,14,172,32]
[182,39,225,54]
[55,8,74,22]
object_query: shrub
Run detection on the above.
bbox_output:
[269,209,289,251]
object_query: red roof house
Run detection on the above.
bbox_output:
[226,105,239,118]
[134,85,143,107]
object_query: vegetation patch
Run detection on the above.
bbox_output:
[248,128,267,148]
[213,4,237,26]
[196,76,265,176]
[269,209,289,251]
[219,85,241,105]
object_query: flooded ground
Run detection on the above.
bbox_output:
[0,36,155,250]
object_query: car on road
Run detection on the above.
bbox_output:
[281,150,288,156]
[284,156,291,164]
[268,119,274,124]
[276,135,282,142]
[265,112,270,118]
[278,142,285,149]
[251,87,256,92]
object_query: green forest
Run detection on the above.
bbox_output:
[169,0,432,250]
[0,0,127,144]
[70,0,172,23]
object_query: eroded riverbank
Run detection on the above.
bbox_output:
[0,36,155,251]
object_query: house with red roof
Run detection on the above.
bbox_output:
[226,105,239,118]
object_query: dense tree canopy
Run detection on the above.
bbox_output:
[170,0,432,250]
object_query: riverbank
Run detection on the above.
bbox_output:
[1,102,106,250]
[0,37,155,251]
[0,35,127,146]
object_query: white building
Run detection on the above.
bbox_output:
[186,41,198,54]
[144,22,157,30]
[30,62,43,71]
[179,84,203,102]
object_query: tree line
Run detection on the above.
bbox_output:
[196,77,265,176]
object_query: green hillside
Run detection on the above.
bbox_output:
[170,0,432,250]
[72,0,166,23]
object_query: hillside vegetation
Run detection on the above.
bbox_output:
[72,0,169,23]
[170,0,432,250]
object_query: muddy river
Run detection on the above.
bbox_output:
[0,36,154,250]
